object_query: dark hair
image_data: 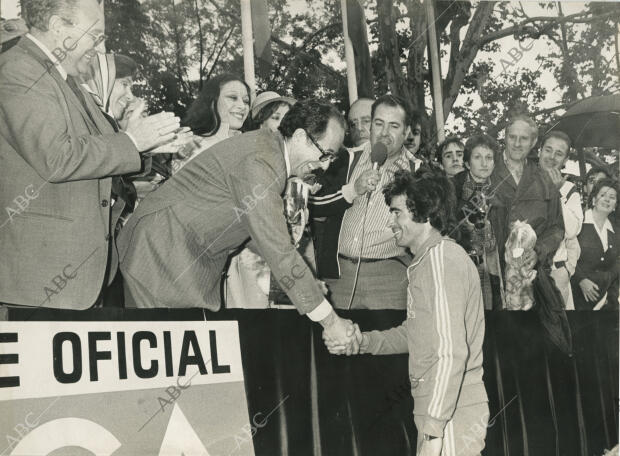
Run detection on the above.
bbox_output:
[21,0,78,31]
[250,100,292,131]
[278,98,345,140]
[586,166,611,182]
[182,74,249,136]
[589,178,618,209]
[410,110,423,130]
[464,134,500,163]
[383,169,457,235]
[436,136,465,163]
[114,54,137,79]
[541,130,572,152]
[371,94,411,127]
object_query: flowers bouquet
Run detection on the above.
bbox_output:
[504,220,537,310]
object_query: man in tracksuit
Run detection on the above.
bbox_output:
[324,169,489,456]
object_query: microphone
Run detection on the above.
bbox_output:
[370,142,388,171]
[366,143,388,200]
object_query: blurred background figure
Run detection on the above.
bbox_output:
[436,136,465,177]
[172,73,250,172]
[225,91,299,309]
[454,134,502,310]
[403,111,425,172]
[571,179,618,310]
[0,17,27,52]
[248,91,295,132]
[346,97,373,149]
[584,166,612,209]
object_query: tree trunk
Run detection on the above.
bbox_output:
[376,0,411,101]
[442,1,496,121]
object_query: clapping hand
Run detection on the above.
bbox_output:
[125,109,181,153]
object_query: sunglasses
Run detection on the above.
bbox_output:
[306,132,339,163]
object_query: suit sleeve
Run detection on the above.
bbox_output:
[421,245,470,438]
[0,62,140,182]
[363,322,409,355]
[535,190,565,265]
[228,157,325,315]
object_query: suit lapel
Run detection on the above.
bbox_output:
[17,37,102,135]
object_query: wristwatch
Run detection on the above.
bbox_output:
[423,433,439,441]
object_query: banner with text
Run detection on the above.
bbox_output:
[0,321,255,456]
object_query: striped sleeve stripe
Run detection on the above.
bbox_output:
[428,242,454,419]
[309,191,343,201]
[309,192,343,205]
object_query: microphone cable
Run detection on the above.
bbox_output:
[346,194,371,310]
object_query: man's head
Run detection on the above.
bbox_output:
[22,0,105,76]
[370,94,411,158]
[383,169,455,251]
[504,113,538,162]
[538,130,571,172]
[436,136,465,177]
[279,99,345,184]
[404,110,423,155]
[347,98,373,147]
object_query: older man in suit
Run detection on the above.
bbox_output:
[118,99,360,349]
[0,0,180,309]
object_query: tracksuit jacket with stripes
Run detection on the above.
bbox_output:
[364,231,488,437]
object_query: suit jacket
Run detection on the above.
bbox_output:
[0,37,141,309]
[117,129,325,313]
[488,158,564,272]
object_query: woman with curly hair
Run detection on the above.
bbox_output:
[172,73,250,172]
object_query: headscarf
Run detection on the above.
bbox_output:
[81,53,116,114]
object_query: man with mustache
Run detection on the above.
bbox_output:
[310,94,416,309]
[118,99,361,351]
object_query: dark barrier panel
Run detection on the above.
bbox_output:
[5,308,618,456]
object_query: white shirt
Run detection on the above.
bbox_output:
[552,181,584,274]
[25,33,67,80]
[584,209,614,252]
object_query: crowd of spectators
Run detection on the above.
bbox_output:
[0,2,617,314]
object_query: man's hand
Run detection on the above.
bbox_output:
[354,169,380,196]
[125,111,181,152]
[545,168,565,190]
[320,311,359,355]
[418,437,443,456]
[579,278,600,302]
[323,322,364,356]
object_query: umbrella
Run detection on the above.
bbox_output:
[549,94,620,149]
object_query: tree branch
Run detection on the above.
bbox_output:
[478,11,619,46]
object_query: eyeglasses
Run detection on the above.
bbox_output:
[62,18,107,47]
[306,132,339,163]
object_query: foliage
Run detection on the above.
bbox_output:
[104,0,620,158]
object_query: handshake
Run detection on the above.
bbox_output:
[321,311,368,356]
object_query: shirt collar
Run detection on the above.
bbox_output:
[409,230,444,262]
[25,33,68,80]
[584,209,615,233]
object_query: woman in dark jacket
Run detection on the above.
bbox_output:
[453,134,502,309]
[571,178,618,310]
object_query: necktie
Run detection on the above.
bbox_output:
[66,75,99,129]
